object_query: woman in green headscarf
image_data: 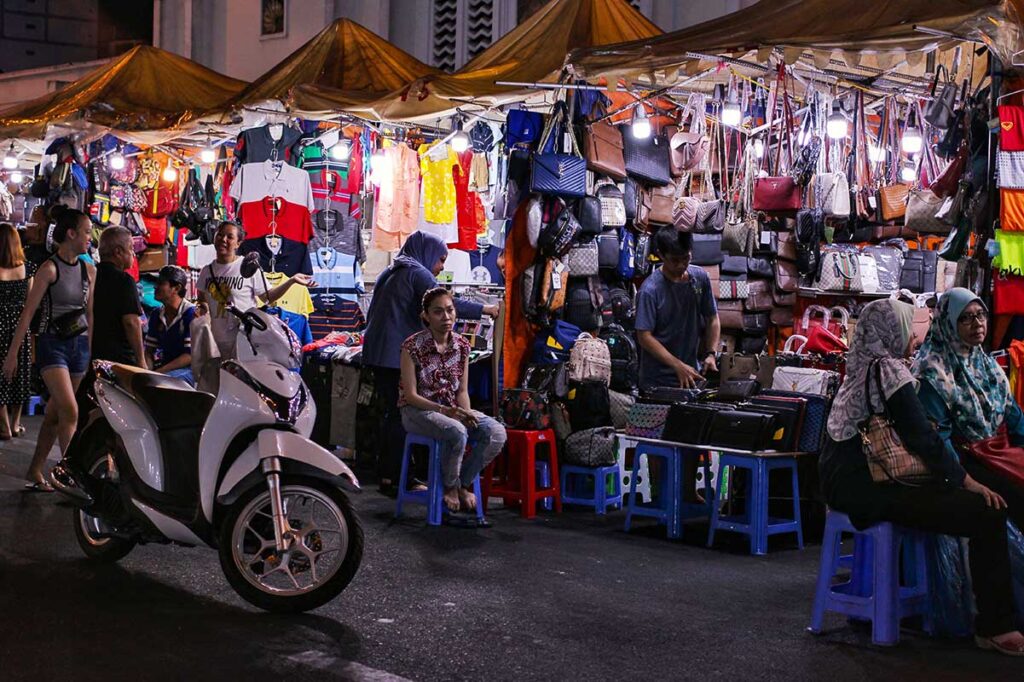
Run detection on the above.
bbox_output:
[915,287,1024,529]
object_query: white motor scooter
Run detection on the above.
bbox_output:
[57,283,362,613]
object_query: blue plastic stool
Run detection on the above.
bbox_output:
[537,461,553,511]
[707,453,803,555]
[560,464,622,514]
[26,395,44,416]
[808,509,931,646]
[395,433,485,526]
[625,444,682,538]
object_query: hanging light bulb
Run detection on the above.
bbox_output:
[200,138,217,165]
[450,117,470,153]
[3,143,17,170]
[10,170,23,184]
[370,150,390,186]
[902,109,923,154]
[330,138,351,161]
[868,143,887,164]
[900,159,918,183]
[721,94,742,128]
[753,137,765,159]
[162,163,178,182]
[109,149,126,170]
[826,100,849,140]
[631,104,652,139]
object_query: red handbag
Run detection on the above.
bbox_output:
[993,269,1024,315]
[962,426,1024,489]
[803,324,849,355]
[754,176,802,214]
[930,143,968,199]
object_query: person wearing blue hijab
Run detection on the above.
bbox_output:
[363,231,497,492]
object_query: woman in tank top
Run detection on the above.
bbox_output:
[2,206,95,491]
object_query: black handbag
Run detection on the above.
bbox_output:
[746,397,807,451]
[624,178,639,222]
[747,257,774,278]
[537,202,583,258]
[662,403,719,444]
[706,410,777,450]
[575,196,603,236]
[716,379,759,401]
[623,131,672,186]
[924,66,958,130]
[742,312,769,334]
[597,229,620,269]
[738,335,767,355]
[566,379,612,431]
[640,387,706,404]
[691,234,724,266]
[899,249,939,293]
[721,255,747,276]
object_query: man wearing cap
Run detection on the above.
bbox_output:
[145,265,196,385]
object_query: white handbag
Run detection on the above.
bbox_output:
[998,151,1024,190]
[815,172,851,216]
[770,366,839,396]
[817,250,863,292]
[858,253,881,293]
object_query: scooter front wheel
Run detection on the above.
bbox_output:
[218,476,363,613]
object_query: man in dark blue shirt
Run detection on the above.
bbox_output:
[635,227,720,390]
[145,266,196,385]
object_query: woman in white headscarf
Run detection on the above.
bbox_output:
[820,299,1024,655]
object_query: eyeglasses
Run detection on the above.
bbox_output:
[958,311,989,325]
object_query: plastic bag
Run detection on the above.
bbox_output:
[923,534,974,637]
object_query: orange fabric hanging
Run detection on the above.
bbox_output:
[502,201,539,390]
[1009,340,1024,408]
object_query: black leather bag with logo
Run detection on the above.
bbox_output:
[706,410,777,450]
[537,202,583,258]
[662,403,719,444]
[623,131,672,186]
[575,196,603,236]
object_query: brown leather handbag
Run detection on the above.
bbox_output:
[876,183,910,222]
[774,259,800,293]
[744,279,774,312]
[650,183,675,225]
[718,299,745,330]
[585,121,626,180]
[635,185,653,232]
[930,142,968,199]
[776,232,798,261]
[872,224,920,241]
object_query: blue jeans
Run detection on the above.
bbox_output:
[400,407,507,488]
[163,367,195,386]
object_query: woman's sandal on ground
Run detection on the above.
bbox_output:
[976,634,1024,656]
[23,481,54,493]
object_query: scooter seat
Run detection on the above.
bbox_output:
[109,364,215,431]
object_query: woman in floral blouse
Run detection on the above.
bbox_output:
[399,287,506,513]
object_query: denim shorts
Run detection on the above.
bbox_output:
[36,332,90,376]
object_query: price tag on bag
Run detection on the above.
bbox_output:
[552,271,562,290]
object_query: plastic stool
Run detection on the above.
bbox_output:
[561,464,622,514]
[26,395,44,416]
[616,436,652,503]
[707,453,803,555]
[395,433,485,526]
[537,461,552,511]
[481,429,561,518]
[809,509,931,646]
[624,443,682,538]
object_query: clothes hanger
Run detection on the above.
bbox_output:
[268,123,284,142]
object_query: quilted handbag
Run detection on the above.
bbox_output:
[815,172,850,216]
[564,427,618,466]
[754,176,802,214]
[596,182,627,228]
[691,233,724,266]
[625,402,669,439]
[998,151,1024,190]
[818,251,863,292]
[585,120,626,180]
[695,200,725,234]
[623,131,672,186]
[876,183,910,222]
[500,388,551,429]
[673,195,700,232]
[531,104,587,198]
[771,366,839,396]
[722,220,757,257]
[609,389,636,430]
[566,240,600,277]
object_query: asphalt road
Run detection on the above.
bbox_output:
[1,416,1020,681]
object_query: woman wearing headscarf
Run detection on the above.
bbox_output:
[915,288,1024,528]
[821,299,1024,655]
[363,231,498,493]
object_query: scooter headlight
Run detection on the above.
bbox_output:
[222,361,307,425]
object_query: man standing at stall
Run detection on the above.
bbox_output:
[635,227,720,391]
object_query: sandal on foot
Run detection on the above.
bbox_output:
[23,481,54,493]
[976,635,1024,657]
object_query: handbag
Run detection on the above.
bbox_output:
[574,196,603,235]
[506,109,545,149]
[774,259,799,293]
[858,253,881,293]
[744,279,773,312]
[617,227,636,279]
[596,182,627,228]
[663,403,721,445]
[930,143,968,199]
[770,306,794,327]
[717,299,745,330]
[566,379,612,431]
[564,427,618,466]
[860,360,932,484]
[803,325,849,354]
[722,219,757,256]
[924,66,959,130]
[719,353,776,387]
[905,188,949,234]
[565,240,600,277]
[537,201,582,257]
[530,103,587,198]
[993,270,1024,315]
[817,251,863,292]
[742,312,769,334]
[585,120,627,180]
[877,183,910,222]
[775,232,798,262]
[747,257,773,278]
[500,388,551,430]
[695,199,725,234]
[706,410,778,450]
[522,362,569,400]
[625,402,670,439]
[959,426,1024,489]
[650,183,675,225]
[899,250,938,293]
[718,276,749,300]
[623,131,672,186]
[815,171,851,216]
[634,183,653,232]
[668,94,710,174]
[771,366,839,396]
[597,229,620,269]
[691,233,724,266]
[538,257,568,313]
[673,195,700,232]
[862,245,904,291]
[754,176,802,214]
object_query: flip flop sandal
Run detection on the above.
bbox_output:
[23,481,54,493]
[976,635,1024,657]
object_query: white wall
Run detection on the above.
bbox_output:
[0,59,108,110]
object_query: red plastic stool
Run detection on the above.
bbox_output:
[482,429,561,518]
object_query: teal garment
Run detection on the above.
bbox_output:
[139,278,160,311]
[918,381,1024,467]
[912,287,1014,441]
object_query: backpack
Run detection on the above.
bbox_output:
[600,324,639,393]
[567,333,612,385]
[617,226,636,280]
[566,379,612,431]
[532,320,581,364]
[562,277,603,332]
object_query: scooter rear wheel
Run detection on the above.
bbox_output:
[72,447,135,562]
[218,475,363,613]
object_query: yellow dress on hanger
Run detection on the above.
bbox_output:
[418,142,458,224]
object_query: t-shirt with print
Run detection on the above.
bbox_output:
[263,271,314,317]
[398,329,470,408]
[197,257,270,359]
[635,266,717,391]
[229,160,315,214]
[236,125,304,165]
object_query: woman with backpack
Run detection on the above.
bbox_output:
[2,206,95,491]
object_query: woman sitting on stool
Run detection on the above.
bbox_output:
[399,287,506,513]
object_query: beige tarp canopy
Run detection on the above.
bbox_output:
[0,45,246,143]
[227,18,441,116]
[567,0,1024,88]
[292,0,663,122]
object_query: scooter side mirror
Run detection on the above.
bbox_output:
[240,252,262,278]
